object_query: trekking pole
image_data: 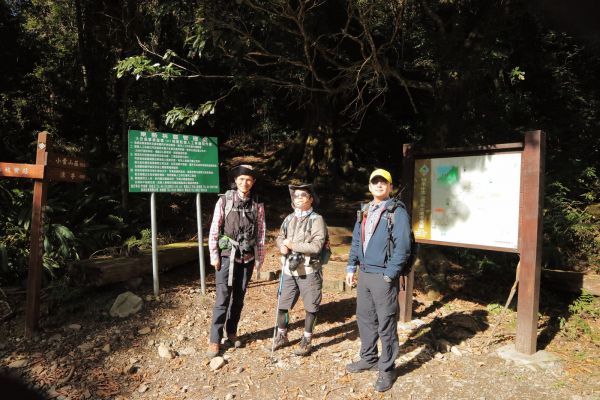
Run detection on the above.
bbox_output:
[270,266,285,362]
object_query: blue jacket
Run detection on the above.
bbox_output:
[346,199,412,279]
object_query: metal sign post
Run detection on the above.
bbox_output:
[196,193,206,295]
[150,192,159,296]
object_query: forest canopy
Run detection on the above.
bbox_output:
[1,0,599,285]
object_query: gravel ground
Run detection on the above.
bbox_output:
[1,240,598,400]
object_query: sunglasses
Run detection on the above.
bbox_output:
[293,192,310,199]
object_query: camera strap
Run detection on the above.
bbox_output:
[227,238,240,286]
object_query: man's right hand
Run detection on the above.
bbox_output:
[345,272,355,288]
[212,260,221,271]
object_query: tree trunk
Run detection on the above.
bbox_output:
[270,97,357,183]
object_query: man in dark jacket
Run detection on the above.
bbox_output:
[345,168,412,392]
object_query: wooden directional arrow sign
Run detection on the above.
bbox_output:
[0,162,44,179]
[45,167,87,183]
[0,133,90,334]
[46,153,88,169]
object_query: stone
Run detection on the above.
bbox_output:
[138,327,151,335]
[102,344,111,353]
[225,394,235,400]
[158,344,175,359]
[110,292,143,318]
[497,344,561,369]
[77,342,95,352]
[49,333,63,343]
[450,346,462,356]
[209,356,226,371]
[138,383,149,393]
[8,359,28,368]
[179,347,196,356]
[235,367,244,374]
[68,324,82,331]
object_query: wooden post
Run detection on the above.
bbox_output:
[399,143,415,322]
[516,130,545,354]
[25,132,50,334]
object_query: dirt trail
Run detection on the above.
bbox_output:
[1,227,599,399]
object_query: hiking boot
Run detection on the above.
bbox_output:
[205,342,220,358]
[346,359,378,373]
[272,333,289,351]
[374,371,395,392]
[293,336,312,356]
[224,335,242,349]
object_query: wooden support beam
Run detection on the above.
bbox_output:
[399,143,415,322]
[25,132,50,334]
[516,130,546,354]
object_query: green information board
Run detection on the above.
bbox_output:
[128,130,219,193]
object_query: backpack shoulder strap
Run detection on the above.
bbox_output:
[385,199,408,232]
[222,190,235,220]
[282,213,294,236]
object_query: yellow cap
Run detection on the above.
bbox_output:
[369,168,392,183]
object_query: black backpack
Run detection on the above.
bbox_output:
[385,200,418,275]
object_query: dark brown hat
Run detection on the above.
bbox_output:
[288,183,319,208]
[228,164,258,183]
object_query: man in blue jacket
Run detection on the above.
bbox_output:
[345,168,412,392]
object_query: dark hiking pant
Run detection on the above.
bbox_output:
[209,257,254,344]
[356,270,399,372]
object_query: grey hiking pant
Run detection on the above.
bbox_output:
[209,257,254,344]
[278,270,323,313]
[356,270,399,372]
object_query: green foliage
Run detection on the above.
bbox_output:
[165,102,215,127]
[486,303,505,316]
[124,229,152,254]
[509,67,526,84]
[544,167,600,271]
[559,290,600,343]
[0,181,129,285]
[115,54,183,81]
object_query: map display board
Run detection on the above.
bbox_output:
[412,152,522,251]
[128,130,219,193]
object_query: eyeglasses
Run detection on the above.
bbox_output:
[293,192,310,199]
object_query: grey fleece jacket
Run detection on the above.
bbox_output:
[276,212,326,276]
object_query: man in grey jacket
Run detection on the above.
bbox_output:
[274,183,327,356]
[345,168,412,392]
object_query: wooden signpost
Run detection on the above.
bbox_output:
[0,131,88,334]
[401,130,546,355]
